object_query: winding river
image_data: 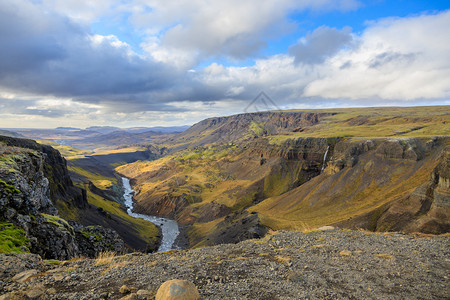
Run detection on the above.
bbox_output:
[121,177,179,252]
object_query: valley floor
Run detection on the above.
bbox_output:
[1,228,448,299]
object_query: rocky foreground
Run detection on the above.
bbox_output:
[1,228,449,300]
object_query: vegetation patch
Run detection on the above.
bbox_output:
[80,229,103,241]
[0,179,21,195]
[0,222,29,253]
[42,213,74,233]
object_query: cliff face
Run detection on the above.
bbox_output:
[254,137,449,234]
[336,142,449,233]
[0,135,87,210]
[0,136,125,259]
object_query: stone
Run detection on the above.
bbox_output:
[155,279,200,300]
[25,286,45,299]
[136,289,152,296]
[120,284,130,294]
[12,269,39,283]
[317,226,335,231]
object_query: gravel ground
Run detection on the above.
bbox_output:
[1,228,449,299]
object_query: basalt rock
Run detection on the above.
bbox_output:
[0,136,125,259]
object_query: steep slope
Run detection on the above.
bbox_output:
[0,136,125,259]
[168,111,330,149]
[252,137,449,233]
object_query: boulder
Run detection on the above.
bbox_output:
[155,279,200,300]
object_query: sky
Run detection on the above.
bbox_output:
[0,0,449,128]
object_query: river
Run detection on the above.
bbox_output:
[121,177,180,252]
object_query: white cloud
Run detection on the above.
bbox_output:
[126,0,361,66]
[194,10,450,105]
[304,11,450,100]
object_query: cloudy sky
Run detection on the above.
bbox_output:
[0,0,449,128]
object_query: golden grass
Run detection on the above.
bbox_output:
[375,253,394,260]
[92,146,147,155]
[267,106,450,141]
[95,251,116,265]
[68,165,118,189]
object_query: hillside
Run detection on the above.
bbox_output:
[35,141,163,252]
[1,228,448,299]
[117,106,450,248]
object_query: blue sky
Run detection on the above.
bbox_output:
[0,0,449,128]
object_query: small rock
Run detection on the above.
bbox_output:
[120,285,131,294]
[12,269,38,283]
[120,294,138,300]
[53,274,64,281]
[136,289,152,296]
[287,271,303,283]
[25,287,45,299]
[155,279,200,300]
[339,250,352,256]
[317,226,335,231]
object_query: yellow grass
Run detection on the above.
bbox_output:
[95,251,116,265]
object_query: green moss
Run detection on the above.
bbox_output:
[249,122,265,136]
[44,259,63,265]
[42,213,74,233]
[0,179,21,195]
[80,230,102,241]
[0,222,29,254]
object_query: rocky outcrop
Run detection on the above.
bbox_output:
[0,135,87,209]
[0,136,125,259]
[173,111,332,148]
[73,224,125,258]
[205,210,267,246]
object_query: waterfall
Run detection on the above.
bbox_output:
[321,146,329,173]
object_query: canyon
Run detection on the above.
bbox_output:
[0,106,449,258]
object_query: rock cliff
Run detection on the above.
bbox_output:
[0,136,125,259]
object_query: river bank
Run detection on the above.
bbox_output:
[121,177,180,252]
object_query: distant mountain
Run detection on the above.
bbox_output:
[144,125,190,133]
[56,127,81,131]
[86,126,121,134]
[69,130,166,151]
[0,129,25,138]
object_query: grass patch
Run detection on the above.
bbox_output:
[80,230,102,241]
[95,251,116,265]
[0,222,29,254]
[42,213,74,233]
[67,165,117,189]
[375,253,394,260]
[0,179,21,195]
